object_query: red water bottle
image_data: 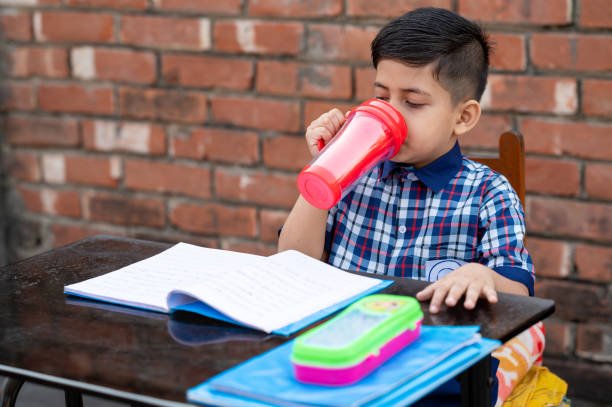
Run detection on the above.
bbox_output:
[297,98,407,210]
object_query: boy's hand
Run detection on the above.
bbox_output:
[305,108,347,157]
[415,263,498,314]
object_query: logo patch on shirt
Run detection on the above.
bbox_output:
[425,259,467,282]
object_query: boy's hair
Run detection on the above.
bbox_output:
[371,7,491,104]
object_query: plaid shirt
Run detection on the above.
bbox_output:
[325,142,535,295]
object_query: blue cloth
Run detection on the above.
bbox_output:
[325,142,535,295]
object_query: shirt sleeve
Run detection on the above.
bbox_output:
[324,205,338,255]
[478,174,535,296]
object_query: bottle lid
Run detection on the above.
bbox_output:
[354,99,408,155]
[297,165,341,210]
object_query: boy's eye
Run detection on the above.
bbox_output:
[405,101,425,109]
[375,96,390,102]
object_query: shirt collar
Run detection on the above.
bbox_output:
[380,142,463,193]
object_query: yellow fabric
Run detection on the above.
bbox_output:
[493,322,546,402]
[502,366,568,407]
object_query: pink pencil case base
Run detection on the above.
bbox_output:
[293,320,422,386]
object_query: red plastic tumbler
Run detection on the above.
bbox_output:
[297,98,407,210]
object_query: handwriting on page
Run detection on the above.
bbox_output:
[182,250,381,332]
[65,243,262,312]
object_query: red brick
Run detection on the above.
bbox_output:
[307,24,378,62]
[18,186,81,218]
[84,192,165,227]
[215,169,298,208]
[65,0,147,9]
[10,46,68,78]
[7,151,41,182]
[170,203,257,237]
[483,75,576,114]
[214,20,303,56]
[520,118,612,160]
[170,127,259,164]
[260,209,289,243]
[462,115,513,149]
[211,96,300,132]
[576,324,612,362]
[585,163,612,201]
[169,202,214,234]
[6,115,79,147]
[348,0,450,17]
[582,79,612,117]
[256,60,298,96]
[64,155,120,187]
[489,33,526,71]
[153,0,241,14]
[0,83,35,111]
[262,134,311,171]
[527,197,612,242]
[300,64,352,99]
[531,34,612,72]
[535,280,609,321]
[525,157,580,197]
[528,237,571,278]
[72,47,156,84]
[82,120,166,155]
[38,83,114,115]
[575,243,612,283]
[249,0,342,17]
[0,11,32,41]
[458,0,572,25]
[35,11,114,43]
[121,15,210,50]
[162,54,253,90]
[304,100,354,129]
[354,66,375,100]
[119,87,207,123]
[543,319,572,356]
[221,240,276,256]
[124,159,211,199]
[579,0,612,28]
[51,223,108,247]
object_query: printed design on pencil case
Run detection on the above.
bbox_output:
[425,259,467,282]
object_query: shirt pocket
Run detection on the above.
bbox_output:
[425,259,467,282]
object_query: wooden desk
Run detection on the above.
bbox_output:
[0,235,554,407]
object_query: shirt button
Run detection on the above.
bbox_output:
[398,225,407,234]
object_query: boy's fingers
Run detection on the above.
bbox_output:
[483,286,498,303]
[428,284,450,314]
[463,284,481,309]
[415,284,434,301]
[445,282,468,307]
[328,111,344,132]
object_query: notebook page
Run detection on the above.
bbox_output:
[64,243,262,312]
[167,250,385,333]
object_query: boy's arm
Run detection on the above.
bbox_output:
[278,195,328,260]
[278,108,347,259]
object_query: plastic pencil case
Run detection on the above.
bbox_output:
[290,294,423,386]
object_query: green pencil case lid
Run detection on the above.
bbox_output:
[291,294,423,368]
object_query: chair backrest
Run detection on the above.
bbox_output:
[468,131,526,207]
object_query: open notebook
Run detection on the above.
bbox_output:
[64,243,392,336]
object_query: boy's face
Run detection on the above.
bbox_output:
[373,59,474,168]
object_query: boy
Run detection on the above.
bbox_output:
[279,7,534,315]
[279,7,540,405]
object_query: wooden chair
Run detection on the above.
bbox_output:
[468,131,526,207]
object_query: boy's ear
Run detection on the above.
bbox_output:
[453,99,481,136]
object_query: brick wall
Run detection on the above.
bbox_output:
[0,0,610,403]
